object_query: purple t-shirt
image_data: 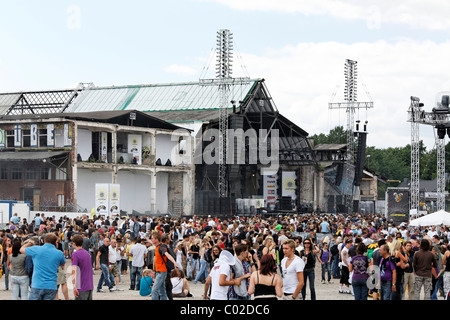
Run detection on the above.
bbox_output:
[350,255,369,281]
[71,248,94,292]
[379,257,396,282]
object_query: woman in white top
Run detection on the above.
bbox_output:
[170,268,192,297]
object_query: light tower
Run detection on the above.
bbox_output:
[216,29,233,198]
[329,59,374,213]
[409,96,422,212]
[407,92,450,212]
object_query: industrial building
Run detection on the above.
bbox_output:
[0,79,325,216]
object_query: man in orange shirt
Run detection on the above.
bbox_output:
[149,232,181,300]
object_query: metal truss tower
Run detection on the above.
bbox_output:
[409,96,421,211]
[407,95,450,212]
[329,59,374,214]
[216,29,233,198]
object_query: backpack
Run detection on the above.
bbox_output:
[159,244,176,272]
[330,244,339,256]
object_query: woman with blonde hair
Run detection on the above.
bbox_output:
[194,239,211,284]
[390,239,409,300]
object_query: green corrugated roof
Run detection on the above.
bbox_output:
[65,79,260,115]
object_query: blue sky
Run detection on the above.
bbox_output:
[1,0,450,150]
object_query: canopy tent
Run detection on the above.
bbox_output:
[409,210,450,227]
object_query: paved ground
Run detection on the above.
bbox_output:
[0,259,442,300]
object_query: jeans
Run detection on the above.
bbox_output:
[11,275,29,300]
[352,278,369,300]
[194,259,209,284]
[29,288,58,300]
[431,275,443,300]
[331,255,340,278]
[414,275,432,300]
[2,262,9,290]
[116,260,122,283]
[97,264,114,290]
[301,268,316,300]
[187,258,199,279]
[380,280,393,300]
[152,271,167,300]
[321,262,332,282]
[130,266,143,290]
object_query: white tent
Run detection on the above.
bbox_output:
[409,210,450,227]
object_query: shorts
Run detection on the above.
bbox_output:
[57,266,67,285]
[110,263,120,277]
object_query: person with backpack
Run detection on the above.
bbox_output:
[161,233,177,300]
[149,232,181,300]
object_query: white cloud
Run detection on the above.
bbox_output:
[229,39,450,150]
[164,64,198,76]
[201,0,450,31]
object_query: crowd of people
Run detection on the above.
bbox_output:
[0,210,449,301]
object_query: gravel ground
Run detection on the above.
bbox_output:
[0,258,440,301]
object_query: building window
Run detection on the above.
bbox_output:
[57,194,65,207]
[55,167,67,180]
[39,129,48,147]
[11,168,22,180]
[40,167,51,180]
[22,129,31,148]
[0,168,7,180]
[6,130,14,148]
[25,167,38,180]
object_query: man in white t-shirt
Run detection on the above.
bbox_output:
[203,250,250,300]
[281,239,305,300]
[129,238,148,291]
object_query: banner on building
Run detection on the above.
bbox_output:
[282,171,296,199]
[14,124,21,148]
[128,134,142,165]
[30,124,38,147]
[101,132,108,162]
[47,124,55,147]
[263,174,278,209]
[95,183,109,216]
[109,184,120,216]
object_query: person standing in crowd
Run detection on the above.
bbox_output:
[8,238,29,300]
[204,249,249,300]
[442,247,450,298]
[390,239,409,300]
[128,237,147,291]
[228,243,254,300]
[348,242,370,300]
[300,238,320,300]
[248,254,283,300]
[20,233,65,300]
[194,239,210,284]
[108,239,122,291]
[1,236,11,291]
[339,238,353,294]
[280,239,304,300]
[413,238,438,300]
[402,241,416,300]
[378,244,397,300]
[95,237,117,293]
[71,234,94,300]
[150,231,181,300]
[318,242,332,284]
